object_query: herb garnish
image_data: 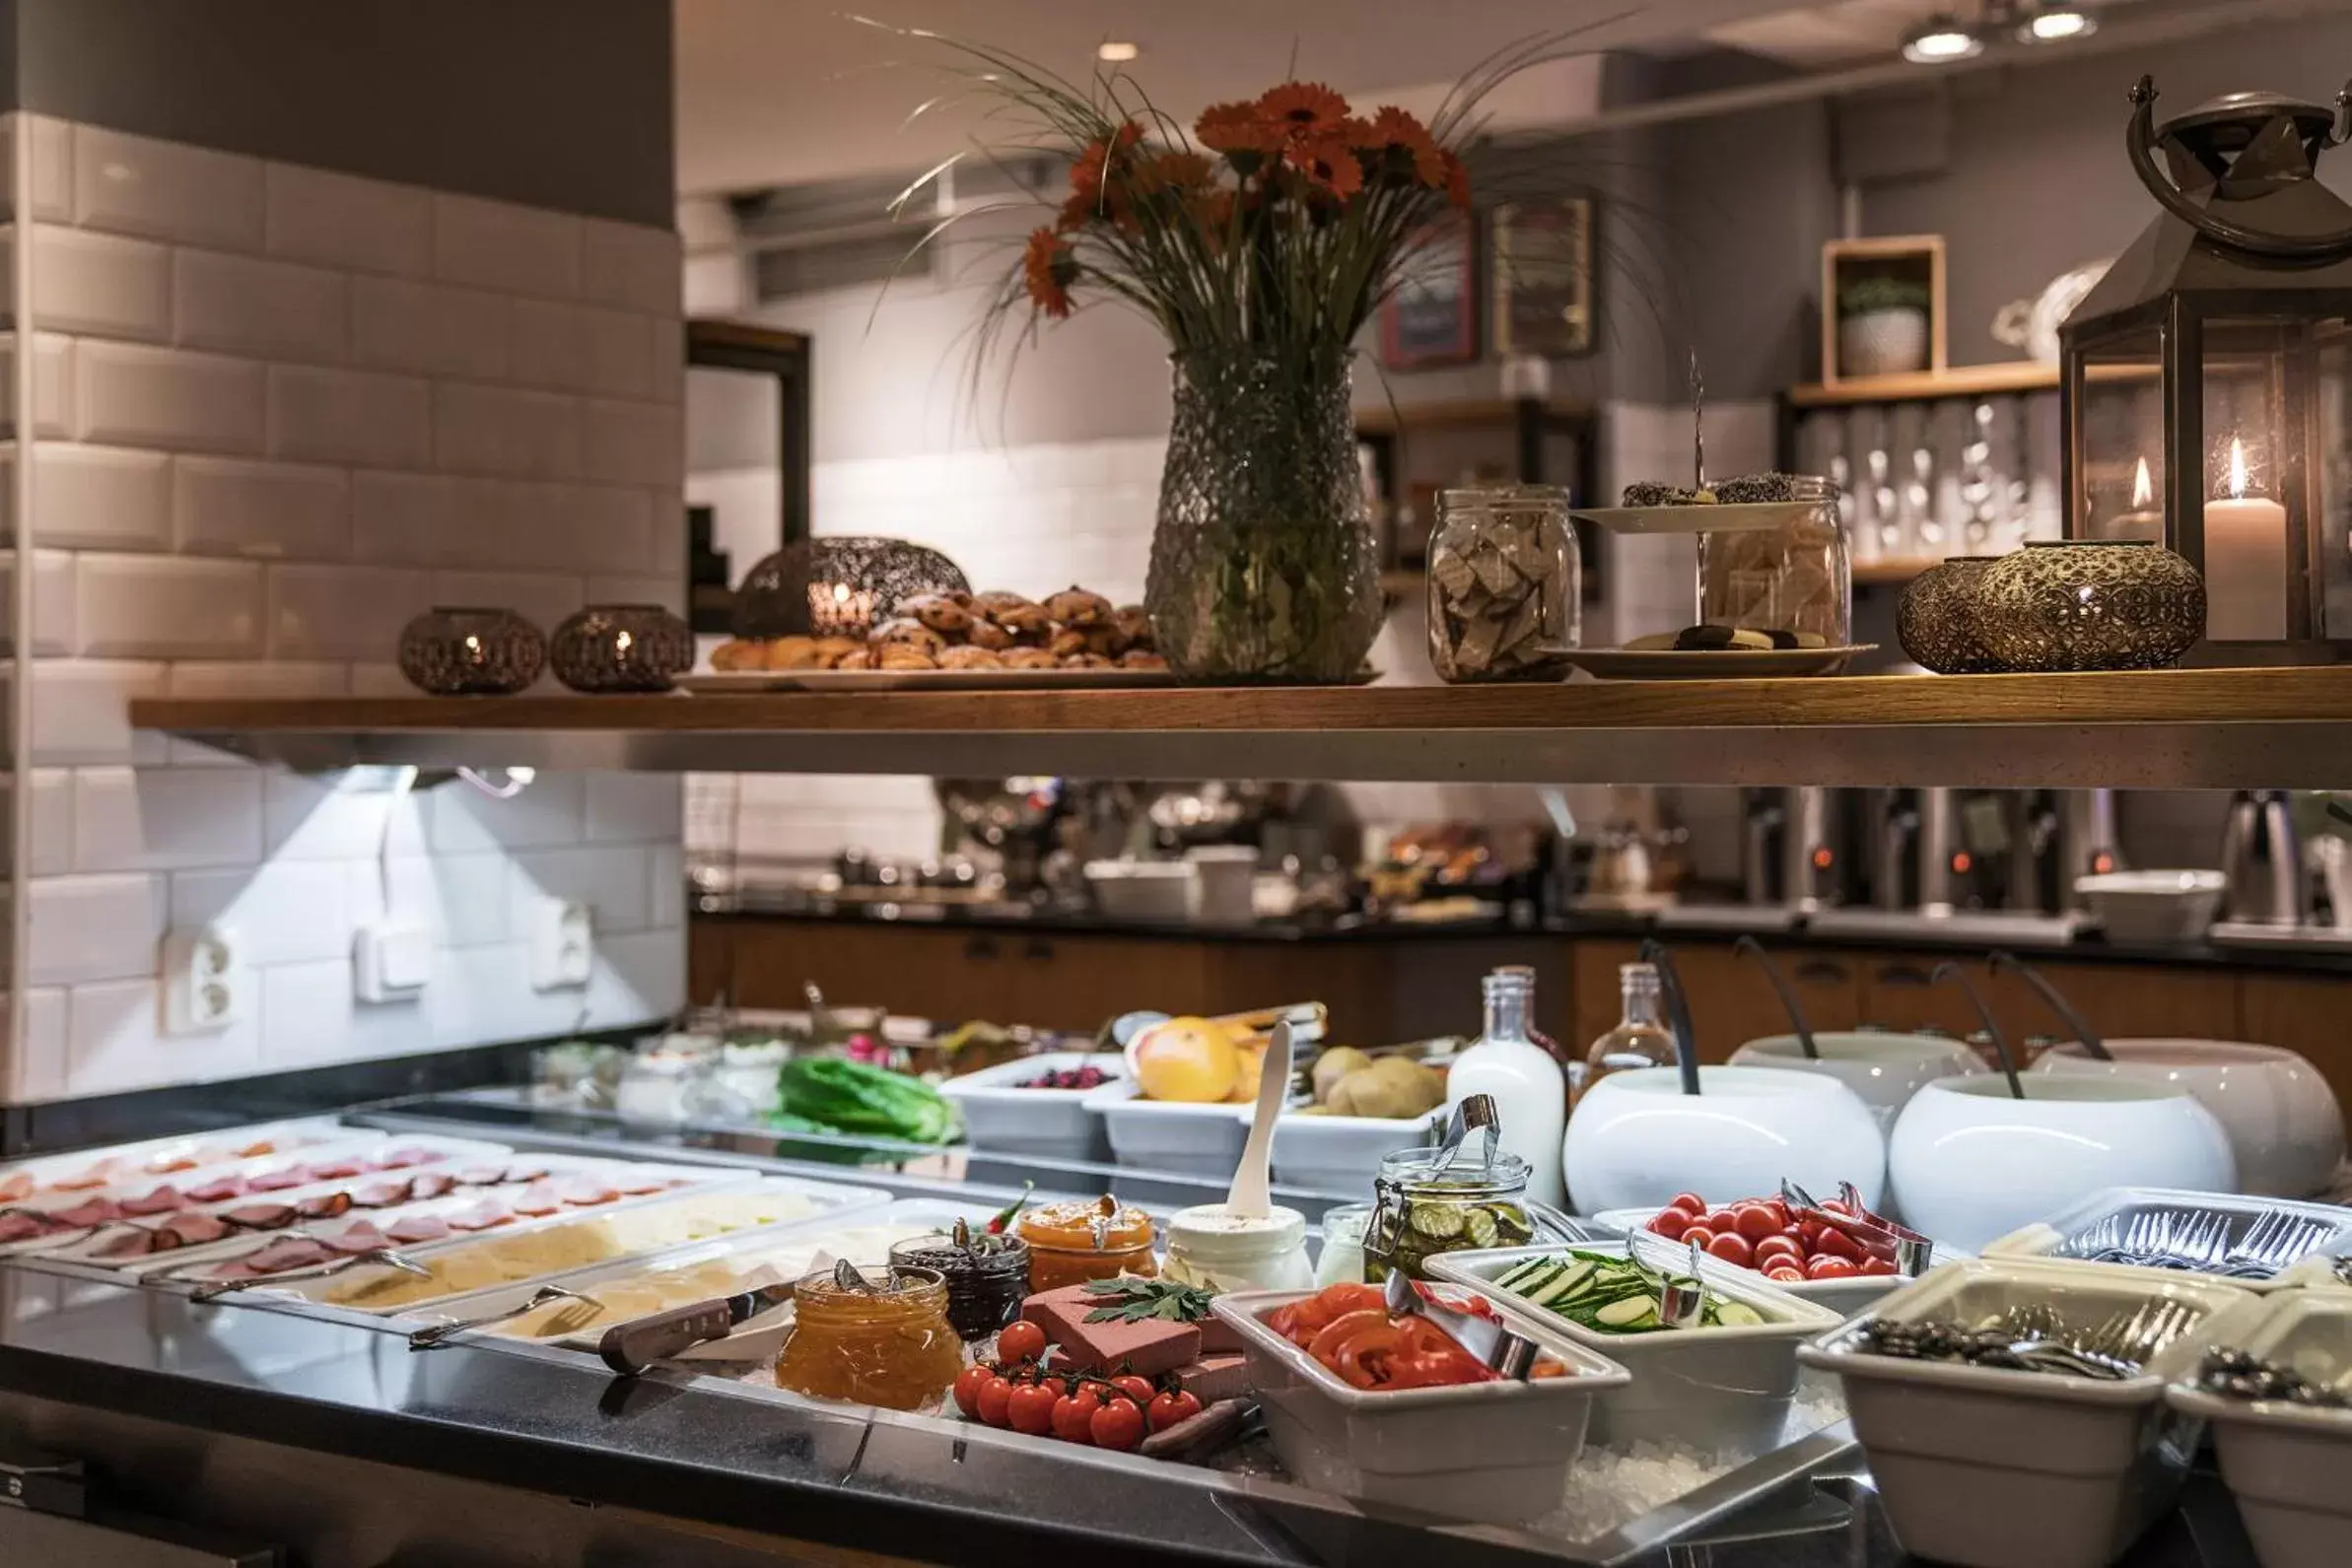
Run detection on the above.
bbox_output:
[1079,1276,1217,1325]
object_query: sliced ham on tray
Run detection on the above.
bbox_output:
[306,1157,368,1181]
[296,1191,355,1221]
[610,1171,679,1196]
[118,1185,189,1217]
[219,1236,339,1277]
[352,1180,413,1208]
[182,1176,247,1204]
[510,1182,564,1217]
[163,1211,235,1247]
[385,1214,452,1247]
[0,1173,33,1204]
[244,1166,312,1193]
[554,1178,621,1207]
[0,1209,66,1244]
[222,1203,298,1231]
[406,1171,458,1201]
[48,1198,125,1230]
[450,1165,510,1188]
[322,1221,396,1256]
[443,1198,517,1232]
[371,1146,440,1171]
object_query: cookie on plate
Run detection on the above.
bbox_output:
[897,592,973,636]
[1045,585,1113,628]
[870,618,945,656]
[812,636,865,667]
[763,636,825,670]
[938,646,1004,670]
[878,646,939,671]
[1002,647,1058,670]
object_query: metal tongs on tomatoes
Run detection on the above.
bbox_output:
[1382,1269,1540,1381]
[1779,1179,1935,1278]
[1261,1281,1558,1391]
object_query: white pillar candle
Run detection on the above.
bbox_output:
[2204,438,2288,643]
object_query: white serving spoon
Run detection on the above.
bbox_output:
[1224,1020,1292,1219]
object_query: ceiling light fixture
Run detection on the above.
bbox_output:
[1096,40,1140,63]
[2017,1,2096,41]
[1902,12,1983,63]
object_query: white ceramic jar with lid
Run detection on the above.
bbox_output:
[1160,1202,1314,1293]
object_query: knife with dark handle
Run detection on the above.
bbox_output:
[596,1283,794,1376]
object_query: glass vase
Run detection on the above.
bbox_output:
[1145,350,1382,682]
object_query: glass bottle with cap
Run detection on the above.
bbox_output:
[1574,961,1678,1107]
[1441,966,1566,1205]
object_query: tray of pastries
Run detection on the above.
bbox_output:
[685,585,1177,690]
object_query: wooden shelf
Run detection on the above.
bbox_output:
[128,666,2352,790]
[1352,398,1593,437]
[1786,362,2059,409]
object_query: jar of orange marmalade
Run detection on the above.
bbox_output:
[772,1263,963,1411]
[1016,1195,1156,1293]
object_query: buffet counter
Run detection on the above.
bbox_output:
[0,1116,2264,1568]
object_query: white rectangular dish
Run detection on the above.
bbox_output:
[181,1175,890,1312]
[937,1052,1121,1162]
[2168,1291,2352,1568]
[1983,1187,2352,1294]
[1210,1284,1629,1524]
[1427,1241,1840,1455]
[1589,1202,1968,1315]
[0,1118,353,1204]
[109,1153,736,1279]
[1080,1079,1248,1179]
[1799,1257,2268,1568]
[1268,1106,1441,1197]
[0,1132,518,1258]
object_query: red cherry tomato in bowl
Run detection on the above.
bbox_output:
[1147,1389,1204,1433]
[1813,1226,1864,1263]
[1754,1235,1802,1266]
[1705,1232,1755,1267]
[1650,1208,1693,1241]
[1806,1254,1859,1281]
[1765,1263,1806,1283]
[1090,1397,1146,1450]
[1858,1255,1900,1276]
[996,1321,1047,1363]
[1668,1193,1708,1216]
[1732,1205,1783,1244]
[1007,1381,1060,1435]
[1679,1226,1715,1253]
[1704,1209,1743,1235]
[1052,1389,1101,1442]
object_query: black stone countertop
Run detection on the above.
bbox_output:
[0,1125,2269,1568]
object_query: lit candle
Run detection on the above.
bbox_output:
[2110,455,2163,543]
[2202,437,2287,642]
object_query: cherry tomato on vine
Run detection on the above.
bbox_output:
[996,1321,1047,1363]
[1006,1382,1059,1435]
[952,1364,995,1417]
[1090,1398,1146,1451]
[1147,1390,1204,1432]
[1051,1389,1100,1443]
[1108,1375,1154,1407]
[975,1374,1016,1427]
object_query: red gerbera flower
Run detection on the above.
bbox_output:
[1369,105,1447,188]
[1440,149,1471,211]
[1022,226,1077,317]
[1284,135,1365,199]
[1255,81,1352,134]
[1070,119,1146,203]
[1197,100,1281,157]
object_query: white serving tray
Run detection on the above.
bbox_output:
[1588,1202,1969,1315]
[1080,1079,1250,1179]
[109,1152,728,1279]
[937,1052,1123,1162]
[191,1175,890,1313]
[1429,1241,1840,1455]
[1983,1186,2352,1294]
[1267,1105,1441,1198]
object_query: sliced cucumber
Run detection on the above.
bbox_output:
[1494,1258,1551,1294]
[1594,1296,1657,1329]
[1713,1301,1765,1328]
[1535,1260,1598,1307]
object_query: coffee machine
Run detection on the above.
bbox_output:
[1736,786,1847,910]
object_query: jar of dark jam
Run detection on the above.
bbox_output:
[888,1227,1031,1339]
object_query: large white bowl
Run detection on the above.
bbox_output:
[1562,1065,1888,1218]
[1889,1074,2237,1253]
[1730,1032,1985,1132]
[2031,1039,2344,1200]
[2075,868,2224,945]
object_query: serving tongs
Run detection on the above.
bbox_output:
[1626,1231,1709,1329]
[409,1283,606,1350]
[1780,1179,1936,1278]
[1381,1268,1541,1380]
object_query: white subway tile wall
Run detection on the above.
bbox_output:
[8,114,687,1102]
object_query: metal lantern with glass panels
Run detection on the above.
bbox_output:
[2061,78,2352,659]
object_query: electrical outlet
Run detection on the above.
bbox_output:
[161,924,249,1035]
[355,920,434,1003]
[529,899,594,991]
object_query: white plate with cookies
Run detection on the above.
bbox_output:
[695,585,1174,689]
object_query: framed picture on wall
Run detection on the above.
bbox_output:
[1821,235,1946,384]
[1378,218,1478,371]
[1489,197,1595,359]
